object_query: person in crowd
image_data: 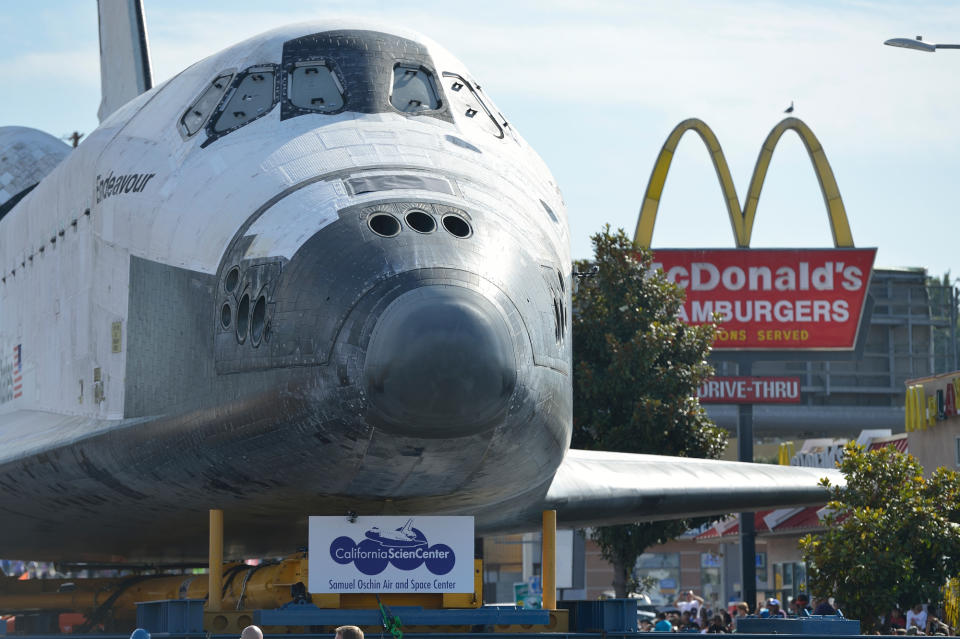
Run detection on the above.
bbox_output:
[335,627,364,639]
[698,606,711,630]
[731,601,749,631]
[704,614,728,633]
[925,616,948,636]
[905,604,927,632]
[765,598,787,619]
[791,593,811,616]
[654,611,673,632]
[639,618,654,632]
[888,608,907,630]
[813,596,837,616]
[676,590,705,618]
[720,610,733,633]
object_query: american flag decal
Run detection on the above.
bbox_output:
[13,344,21,399]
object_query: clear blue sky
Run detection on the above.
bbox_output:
[2,1,958,276]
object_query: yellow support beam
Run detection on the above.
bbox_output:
[208,509,224,613]
[542,510,556,610]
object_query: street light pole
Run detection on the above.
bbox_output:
[884,35,960,52]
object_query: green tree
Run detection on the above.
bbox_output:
[799,443,960,631]
[572,226,727,597]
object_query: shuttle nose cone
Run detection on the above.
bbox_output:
[363,286,517,438]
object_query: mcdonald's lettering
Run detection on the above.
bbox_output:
[653,248,875,350]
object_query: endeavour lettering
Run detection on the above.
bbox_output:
[95,171,157,204]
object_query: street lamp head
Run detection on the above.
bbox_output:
[884,36,937,52]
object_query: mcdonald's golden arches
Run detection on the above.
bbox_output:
[634,117,853,250]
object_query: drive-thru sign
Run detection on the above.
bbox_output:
[309,516,475,593]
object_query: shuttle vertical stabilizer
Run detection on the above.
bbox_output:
[97,0,153,122]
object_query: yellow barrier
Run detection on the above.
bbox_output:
[634,117,853,249]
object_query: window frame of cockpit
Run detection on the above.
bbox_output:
[388,63,443,115]
[205,64,281,140]
[179,71,236,139]
[440,72,503,139]
[282,59,348,116]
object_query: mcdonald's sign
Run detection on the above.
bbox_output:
[635,117,875,351]
[905,377,960,432]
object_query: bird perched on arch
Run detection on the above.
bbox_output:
[784,101,794,114]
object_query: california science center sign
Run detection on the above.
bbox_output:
[652,248,876,350]
[308,516,474,593]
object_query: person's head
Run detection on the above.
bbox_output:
[711,615,724,626]
[335,626,364,639]
[913,604,924,613]
[680,611,691,622]
[656,612,666,621]
[240,626,263,639]
[684,590,696,601]
[767,598,782,613]
[640,619,654,631]
[736,602,749,616]
[794,593,809,609]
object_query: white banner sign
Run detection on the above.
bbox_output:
[308,516,474,593]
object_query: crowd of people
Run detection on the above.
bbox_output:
[637,590,956,635]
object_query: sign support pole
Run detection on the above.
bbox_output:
[542,510,556,610]
[737,361,756,612]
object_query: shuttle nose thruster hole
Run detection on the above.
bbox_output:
[368,213,401,237]
[404,210,436,233]
[236,293,250,343]
[220,302,232,329]
[363,286,516,438]
[251,295,267,345]
[441,214,471,238]
[225,266,240,293]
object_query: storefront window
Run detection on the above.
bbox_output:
[700,552,722,607]
[636,553,680,605]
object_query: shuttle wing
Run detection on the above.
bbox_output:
[540,449,838,528]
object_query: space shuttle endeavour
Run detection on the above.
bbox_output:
[0,0,837,561]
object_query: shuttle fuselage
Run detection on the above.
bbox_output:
[0,23,571,559]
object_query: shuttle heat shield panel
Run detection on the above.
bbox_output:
[363,285,517,438]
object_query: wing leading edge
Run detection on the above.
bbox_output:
[540,449,840,529]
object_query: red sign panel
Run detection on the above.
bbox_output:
[697,376,801,403]
[651,248,876,350]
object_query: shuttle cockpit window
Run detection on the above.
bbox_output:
[390,64,440,113]
[441,72,502,139]
[212,66,277,133]
[180,73,234,137]
[288,62,344,112]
